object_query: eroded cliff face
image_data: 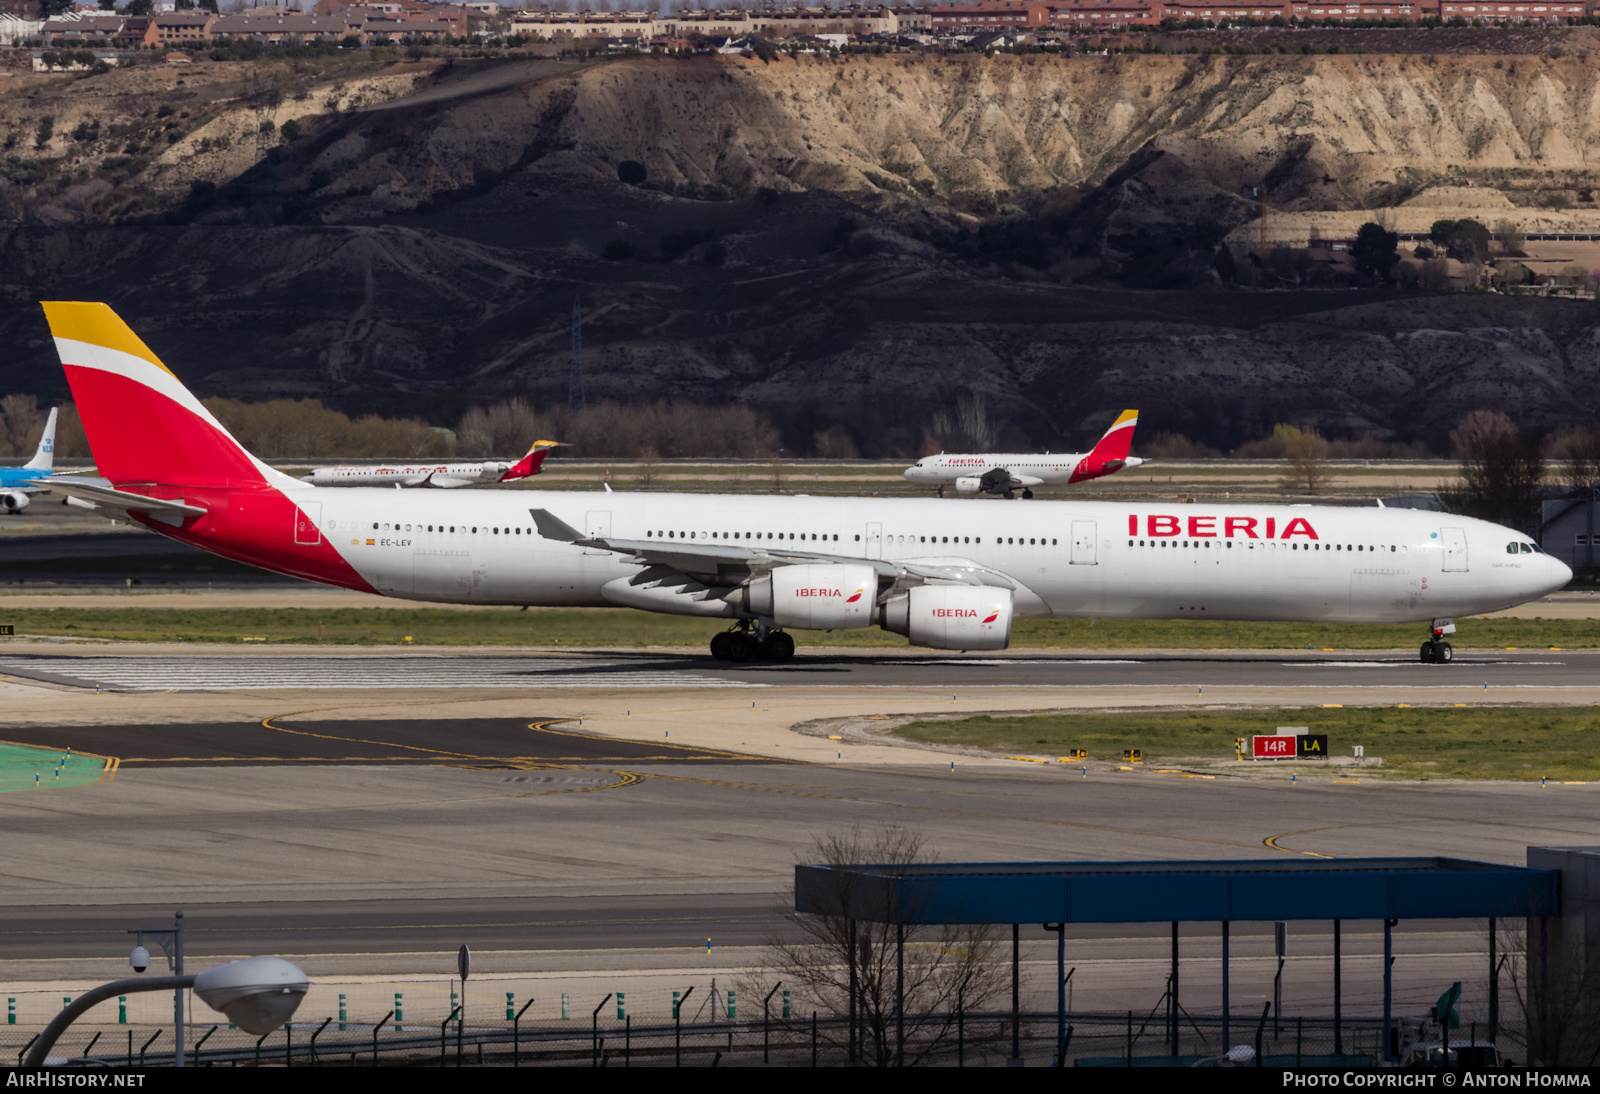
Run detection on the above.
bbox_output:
[279,52,1600,216]
[16,51,1600,223]
[3,52,1600,450]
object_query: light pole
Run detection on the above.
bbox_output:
[127,911,185,1066]
[25,957,307,1068]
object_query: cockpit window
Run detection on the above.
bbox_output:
[1521,543,1534,554]
[1507,542,1519,554]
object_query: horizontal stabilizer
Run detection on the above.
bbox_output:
[45,476,207,526]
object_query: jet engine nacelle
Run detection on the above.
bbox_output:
[0,491,28,512]
[954,476,985,495]
[744,564,877,629]
[881,585,1013,651]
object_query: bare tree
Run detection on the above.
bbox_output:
[1505,919,1600,1066]
[926,392,998,452]
[1549,425,1600,492]
[1274,423,1331,494]
[1447,410,1546,534]
[752,826,1005,1067]
[636,444,658,487]
[0,394,45,459]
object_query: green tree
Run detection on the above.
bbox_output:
[279,119,303,142]
[39,0,75,16]
[1430,218,1492,264]
[1351,221,1399,282]
[33,116,53,151]
[125,0,154,14]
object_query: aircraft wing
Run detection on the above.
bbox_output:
[529,509,1019,590]
[419,473,476,489]
[44,476,208,526]
[979,467,1042,491]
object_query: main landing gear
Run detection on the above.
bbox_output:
[1420,637,1453,664]
[710,622,795,664]
[999,488,1034,500]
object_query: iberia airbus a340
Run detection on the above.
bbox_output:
[43,303,1570,665]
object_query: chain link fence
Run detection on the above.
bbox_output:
[0,1004,1526,1067]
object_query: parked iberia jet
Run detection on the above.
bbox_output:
[0,406,58,513]
[42,303,1570,665]
[905,409,1147,498]
[302,442,559,489]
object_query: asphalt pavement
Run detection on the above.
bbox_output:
[0,647,1591,691]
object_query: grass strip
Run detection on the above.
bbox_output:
[896,706,1600,782]
[0,608,1588,648]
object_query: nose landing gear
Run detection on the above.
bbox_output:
[709,623,794,664]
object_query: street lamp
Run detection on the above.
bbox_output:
[23,923,308,1070]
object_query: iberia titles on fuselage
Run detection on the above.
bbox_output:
[40,301,1570,661]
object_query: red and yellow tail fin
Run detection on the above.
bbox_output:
[500,440,561,482]
[1087,409,1138,464]
[41,302,294,489]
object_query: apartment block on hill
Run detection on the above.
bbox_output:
[209,12,365,42]
[152,11,215,43]
[41,14,124,41]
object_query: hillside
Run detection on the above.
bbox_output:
[1,48,1599,453]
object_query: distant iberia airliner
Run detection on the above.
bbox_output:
[39,303,1569,667]
[905,409,1147,498]
[302,443,560,489]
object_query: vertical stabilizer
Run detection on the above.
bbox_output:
[1087,410,1139,464]
[500,440,561,482]
[40,302,299,490]
[23,407,56,472]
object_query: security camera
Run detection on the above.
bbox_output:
[193,957,309,1036]
[129,945,150,974]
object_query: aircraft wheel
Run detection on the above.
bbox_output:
[1004,489,1016,500]
[1022,488,1034,499]
[763,632,795,664]
[710,632,732,660]
[725,634,756,663]
[1437,641,1453,664]
[1419,642,1435,664]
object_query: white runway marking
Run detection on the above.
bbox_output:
[0,655,767,692]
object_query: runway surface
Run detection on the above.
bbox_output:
[0,893,1466,963]
[0,718,779,767]
[0,647,1594,691]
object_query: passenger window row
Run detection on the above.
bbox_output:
[326,521,536,536]
[1129,539,1401,552]
[647,531,840,541]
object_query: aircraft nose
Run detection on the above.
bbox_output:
[1548,554,1574,593]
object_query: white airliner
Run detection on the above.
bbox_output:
[906,409,1148,497]
[0,406,58,513]
[302,442,558,488]
[41,303,1570,666]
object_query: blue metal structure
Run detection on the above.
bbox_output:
[794,857,1559,1067]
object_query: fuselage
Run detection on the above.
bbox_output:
[147,488,1569,626]
[304,462,513,487]
[905,453,1147,487]
[0,467,47,488]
